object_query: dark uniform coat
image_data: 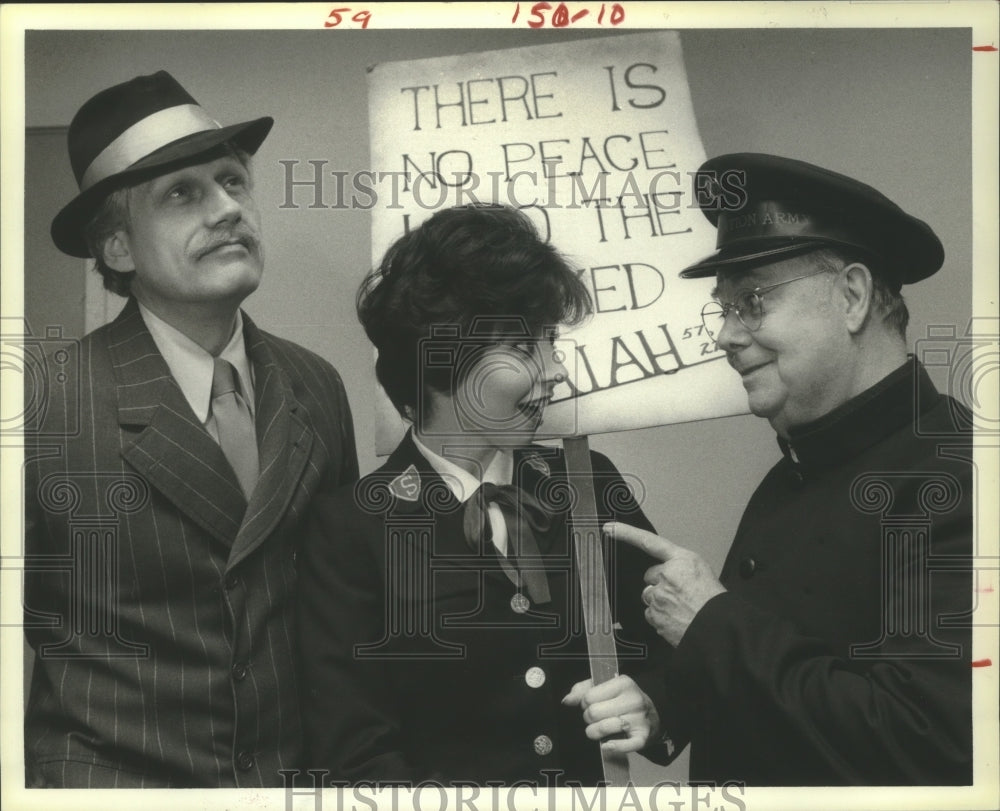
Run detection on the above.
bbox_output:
[23,298,359,787]
[298,433,668,786]
[662,360,973,785]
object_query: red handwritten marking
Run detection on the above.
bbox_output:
[978,584,995,593]
[519,2,624,28]
[972,45,998,52]
[971,659,992,668]
[324,7,371,28]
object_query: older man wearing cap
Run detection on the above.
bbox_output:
[23,72,358,787]
[609,153,972,785]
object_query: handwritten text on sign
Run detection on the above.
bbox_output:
[367,32,748,451]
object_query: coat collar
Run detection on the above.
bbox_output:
[378,431,463,518]
[780,357,940,472]
[110,298,313,558]
[382,431,558,511]
[378,432,565,552]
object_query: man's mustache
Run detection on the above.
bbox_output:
[196,227,260,258]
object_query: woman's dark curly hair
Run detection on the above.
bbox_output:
[357,203,592,422]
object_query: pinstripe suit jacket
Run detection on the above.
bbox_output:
[23,298,358,788]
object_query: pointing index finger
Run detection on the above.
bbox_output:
[604,521,680,562]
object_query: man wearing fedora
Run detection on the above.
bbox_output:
[610,154,973,784]
[23,71,358,787]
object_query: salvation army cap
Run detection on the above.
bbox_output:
[52,71,273,258]
[679,153,944,286]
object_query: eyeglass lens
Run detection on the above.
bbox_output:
[701,292,764,338]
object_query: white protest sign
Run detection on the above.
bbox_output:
[367,31,749,452]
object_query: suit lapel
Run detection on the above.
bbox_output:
[112,299,247,546]
[226,315,314,570]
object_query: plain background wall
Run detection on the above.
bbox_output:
[22,26,973,782]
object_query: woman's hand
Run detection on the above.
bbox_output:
[562,675,660,754]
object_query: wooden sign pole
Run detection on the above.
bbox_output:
[562,435,630,787]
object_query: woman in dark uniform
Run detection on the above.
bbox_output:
[298,204,669,786]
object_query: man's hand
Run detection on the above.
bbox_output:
[605,521,726,647]
[562,675,660,754]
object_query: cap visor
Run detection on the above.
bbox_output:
[679,240,832,278]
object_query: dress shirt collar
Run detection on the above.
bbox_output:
[411,432,514,503]
[137,301,254,423]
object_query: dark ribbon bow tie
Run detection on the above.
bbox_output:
[462,482,552,605]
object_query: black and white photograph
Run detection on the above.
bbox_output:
[1,3,997,810]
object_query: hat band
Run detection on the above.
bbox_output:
[80,104,221,191]
[716,200,861,248]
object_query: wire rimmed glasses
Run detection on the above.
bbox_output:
[700,267,832,339]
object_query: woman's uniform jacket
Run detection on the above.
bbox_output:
[298,431,669,786]
[23,298,359,787]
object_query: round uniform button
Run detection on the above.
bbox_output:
[524,667,546,688]
[236,751,255,771]
[790,469,804,484]
[232,662,248,681]
[510,593,531,614]
[739,557,757,579]
[224,573,239,590]
[533,735,553,756]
